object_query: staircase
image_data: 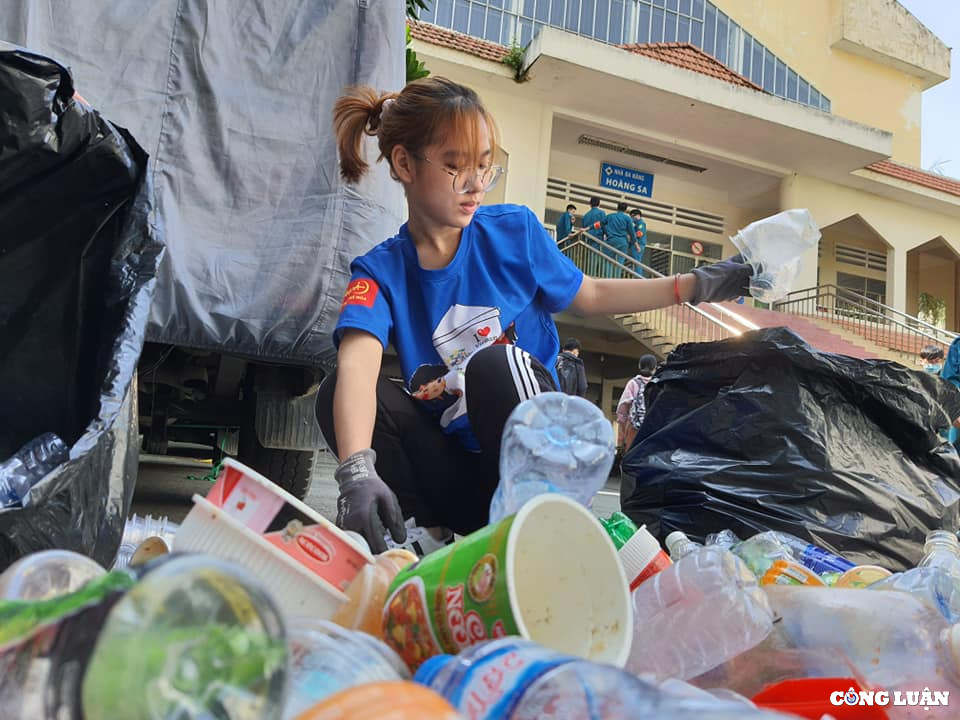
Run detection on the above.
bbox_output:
[557,234,956,362]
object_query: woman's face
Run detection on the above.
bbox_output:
[404,116,492,231]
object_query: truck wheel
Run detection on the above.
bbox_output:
[237,432,313,500]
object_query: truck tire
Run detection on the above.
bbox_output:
[237,434,313,500]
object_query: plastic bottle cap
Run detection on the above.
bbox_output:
[664,531,689,555]
[619,526,671,589]
[413,654,454,687]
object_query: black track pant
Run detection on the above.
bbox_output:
[315,344,556,535]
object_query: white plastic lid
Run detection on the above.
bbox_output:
[664,531,690,556]
[618,525,665,584]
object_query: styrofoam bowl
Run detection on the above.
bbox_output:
[175,495,348,621]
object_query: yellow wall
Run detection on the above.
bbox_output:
[714,0,923,165]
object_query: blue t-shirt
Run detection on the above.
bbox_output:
[335,204,584,450]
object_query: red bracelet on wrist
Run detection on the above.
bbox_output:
[673,274,682,305]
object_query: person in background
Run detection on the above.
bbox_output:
[581,196,605,252]
[602,202,633,278]
[939,339,960,449]
[555,204,576,241]
[318,76,754,555]
[616,354,657,451]
[920,344,944,374]
[555,337,588,397]
[630,208,646,276]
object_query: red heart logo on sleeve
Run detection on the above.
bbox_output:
[477,326,491,337]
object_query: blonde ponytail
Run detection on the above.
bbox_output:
[332,86,397,184]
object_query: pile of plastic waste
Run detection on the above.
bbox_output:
[1,394,957,719]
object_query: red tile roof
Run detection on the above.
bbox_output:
[408,20,508,64]
[619,42,762,91]
[865,160,960,199]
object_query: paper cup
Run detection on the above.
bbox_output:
[382,494,632,671]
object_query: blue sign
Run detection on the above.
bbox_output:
[599,162,654,197]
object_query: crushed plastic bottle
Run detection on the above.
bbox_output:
[284,618,409,719]
[0,433,69,507]
[489,392,615,523]
[730,209,821,303]
[764,585,960,705]
[0,549,105,601]
[417,638,797,720]
[626,546,774,681]
[763,531,855,575]
[868,530,960,622]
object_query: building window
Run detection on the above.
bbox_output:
[837,271,887,306]
[420,0,830,112]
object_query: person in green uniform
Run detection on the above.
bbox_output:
[603,202,633,278]
[555,203,576,241]
[630,208,647,277]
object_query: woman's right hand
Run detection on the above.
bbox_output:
[334,448,405,553]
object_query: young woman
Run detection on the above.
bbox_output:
[317,76,752,553]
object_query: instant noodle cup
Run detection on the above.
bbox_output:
[834,565,892,589]
[295,681,461,720]
[381,494,632,671]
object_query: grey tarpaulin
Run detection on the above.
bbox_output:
[621,327,960,572]
[0,46,163,570]
[0,0,406,369]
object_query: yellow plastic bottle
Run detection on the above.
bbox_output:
[332,549,418,640]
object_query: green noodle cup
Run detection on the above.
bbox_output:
[382,494,632,671]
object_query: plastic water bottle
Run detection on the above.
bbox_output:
[665,531,703,560]
[626,546,774,681]
[869,529,960,622]
[416,638,795,720]
[765,585,960,696]
[489,392,615,523]
[0,549,105,601]
[0,433,69,507]
[284,618,410,718]
[600,512,639,550]
[765,531,855,574]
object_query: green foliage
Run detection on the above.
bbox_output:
[406,25,430,82]
[406,0,429,20]
[503,39,530,83]
[918,291,947,328]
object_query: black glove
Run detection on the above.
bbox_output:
[334,448,405,554]
[690,254,754,305]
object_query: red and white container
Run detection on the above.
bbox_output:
[175,458,373,620]
[618,524,672,591]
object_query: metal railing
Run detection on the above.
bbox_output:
[773,284,958,358]
[557,231,757,353]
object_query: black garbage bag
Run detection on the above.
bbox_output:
[621,327,960,572]
[0,45,163,570]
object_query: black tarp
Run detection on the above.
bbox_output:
[621,327,960,572]
[0,46,163,570]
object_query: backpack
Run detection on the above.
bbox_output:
[555,354,580,395]
[629,375,652,429]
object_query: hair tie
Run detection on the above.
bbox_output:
[380,97,396,116]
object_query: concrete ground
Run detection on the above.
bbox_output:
[131,450,623,528]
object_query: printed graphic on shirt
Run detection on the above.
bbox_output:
[340,277,379,310]
[408,304,517,430]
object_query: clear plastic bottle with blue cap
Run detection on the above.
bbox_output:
[489,393,615,523]
[416,638,800,719]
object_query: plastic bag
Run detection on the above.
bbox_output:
[0,45,163,570]
[730,209,820,303]
[621,327,960,572]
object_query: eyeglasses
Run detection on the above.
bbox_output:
[414,154,504,194]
